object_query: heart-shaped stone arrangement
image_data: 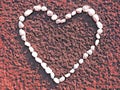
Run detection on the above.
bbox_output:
[18,4,103,84]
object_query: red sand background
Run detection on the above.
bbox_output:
[0,0,120,90]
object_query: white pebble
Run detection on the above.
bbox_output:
[95,39,99,46]
[19,16,25,22]
[61,19,66,23]
[71,10,76,16]
[82,5,90,12]
[70,69,75,73]
[65,73,71,78]
[24,41,31,47]
[29,46,34,52]
[21,35,26,41]
[91,45,95,51]
[19,29,25,36]
[93,14,99,22]
[59,76,65,82]
[47,10,53,16]
[32,51,38,58]
[65,13,72,19]
[41,62,47,69]
[97,29,103,34]
[83,53,88,59]
[18,21,24,28]
[56,19,61,24]
[73,63,79,69]
[24,9,33,17]
[50,72,55,79]
[79,59,84,64]
[45,67,52,74]
[53,78,59,84]
[51,14,58,21]
[96,33,100,39]
[76,8,82,13]
[41,6,47,11]
[35,57,42,63]
[87,49,93,55]
[33,5,41,11]
[88,8,95,16]
[96,21,103,29]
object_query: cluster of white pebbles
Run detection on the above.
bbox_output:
[18,5,103,84]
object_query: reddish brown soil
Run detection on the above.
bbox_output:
[0,0,120,90]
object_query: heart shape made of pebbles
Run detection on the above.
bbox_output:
[18,4,103,84]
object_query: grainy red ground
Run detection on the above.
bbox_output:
[0,0,120,90]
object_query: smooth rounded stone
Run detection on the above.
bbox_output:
[33,5,41,11]
[97,29,103,34]
[41,6,47,11]
[71,10,76,16]
[50,72,55,79]
[41,62,47,69]
[96,33,100,39]
[79,59,84,64]
[61,19,66,23]
[24,9,33,17]
[91,45,95,51]
[73,63,79,69]
[93,14,99,22]
[76,8,82,13]
[51,14,58,21]
[19,29,25,36]
[96,21,103,29]
[56,19,61,24]
[65,73,71,78]
[53,78,59,84]
[70,69,75,73]
[95,39,99,46]
[88,8,95,16]
[82,5,90,12]
[65,13,72,19]
[18,21,24,28]
[83,53,88,59]
[35,57,42,63]
[32,51,38,58]
[24,41,31,47]
[45,67,52,74]
[87,49,93,55]
[21,35,26,41]
[29,46,34,52]
[47,10,53,16]
[19,15,25,22]
[59,76,65,82]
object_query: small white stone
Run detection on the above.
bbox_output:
[24,9,33,17]
[56,19,61,24]
[45,67,52,74]
[50,72,55,79]
[96,33,100,39]
[71,10,76,16]
[47,10,53,16]
[24,41,31,47]
[29,46,34,52]
[41,62,47,69]
[32,51,38,58]
[61,19,66,23]
[33,5,41,11]
[76,8,82,13]
[88,8,95,16]
[19,16,25,22]
[79,59,84,64]
[96,21,103,29]
[19,29,25,36]
[83,53,88,59]
[97,29,103,34]
[87,49,93,55]
[59,76,65,82]
[73,63,79,69]
[91,45,95,51]
[18,21,24,28]
[95,39,99,46]
[21,35,26,41]
[35,57,42,63]
[41,6,47,11]
[65,13,72,19]
[93,14,99,22]
[70,69,75,73]
[82,5,90,12]
[65,73,71,78]
[53,78,59,84]
[51,14,58,21]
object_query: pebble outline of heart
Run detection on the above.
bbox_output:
[18,4,103,84]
